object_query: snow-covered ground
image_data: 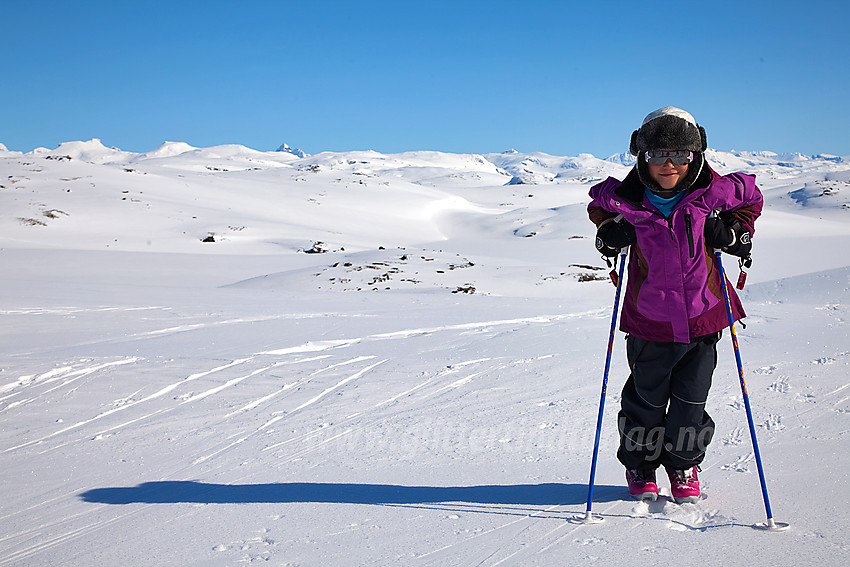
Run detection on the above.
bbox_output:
[1,140,849,566]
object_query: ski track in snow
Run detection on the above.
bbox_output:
[399,495,736,566]
[3,302,840,566]
[194,358,389,465]
[0,306,172,316]
[255,311,604,357]
[0,338,781,564]
[0,312,607,565]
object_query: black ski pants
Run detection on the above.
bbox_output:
[616,332,720,471]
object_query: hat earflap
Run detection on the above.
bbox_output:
[629,130,640,156]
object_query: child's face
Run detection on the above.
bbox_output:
[648,152,689,191]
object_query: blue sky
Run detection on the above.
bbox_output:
[2,0,848,157]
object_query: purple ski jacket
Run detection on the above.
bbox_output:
[588,163,763,344]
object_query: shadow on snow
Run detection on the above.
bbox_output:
[80,481,623,507]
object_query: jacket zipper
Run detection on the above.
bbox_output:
[632,202,696,258]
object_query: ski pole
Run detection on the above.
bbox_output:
[715,250,789,531]
[576,248,627,524]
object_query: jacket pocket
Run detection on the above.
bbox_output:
[685,213,695,258]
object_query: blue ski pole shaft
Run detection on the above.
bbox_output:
[715,251,784,529]
[584,250,627,518]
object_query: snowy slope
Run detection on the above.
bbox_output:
[1,141,849,566]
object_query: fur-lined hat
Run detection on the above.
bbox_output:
[630,106,707,194]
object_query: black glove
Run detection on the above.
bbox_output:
[705,214,752,257]
[595,217,635,257]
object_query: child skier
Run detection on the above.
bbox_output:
[587,107,763,503]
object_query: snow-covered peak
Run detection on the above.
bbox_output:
[141,141,198,159]
[0,142,21,157]
[814,154,844,163]
[605,152,636,166]
[130,143,299,172]
[27,139,137,165]
[276,143,309,158]
[705,149,849,175]
[484,150,630,185]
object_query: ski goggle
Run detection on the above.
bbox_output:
[644,150,694,165]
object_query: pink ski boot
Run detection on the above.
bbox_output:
[666,466,700,504]
[626,469,658,501]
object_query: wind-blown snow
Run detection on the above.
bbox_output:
[1,140,849,566]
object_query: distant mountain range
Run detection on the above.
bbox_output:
[1,139,846,187]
